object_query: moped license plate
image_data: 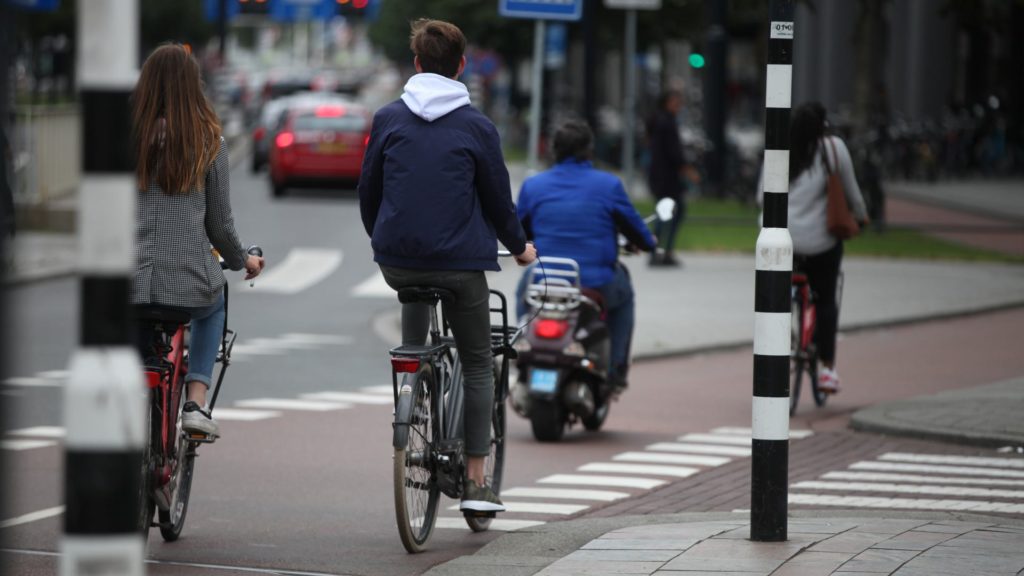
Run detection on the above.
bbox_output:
[529,368,558,393]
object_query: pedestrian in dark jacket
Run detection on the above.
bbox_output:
[645,89,691,267]
[357,19,536,514]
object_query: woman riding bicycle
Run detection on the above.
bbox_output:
[131,44,264,437]
[759,102,867,393]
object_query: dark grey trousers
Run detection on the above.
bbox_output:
[380,266,493,457]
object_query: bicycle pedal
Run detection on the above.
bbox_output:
[187,432,218,443]
[464,510,496,519]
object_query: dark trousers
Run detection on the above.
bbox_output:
[380,266,494,457]
[795,241,844,364]
[652,193,686,254]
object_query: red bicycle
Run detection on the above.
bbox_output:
[789,266,843,416]
[132,246,258,541]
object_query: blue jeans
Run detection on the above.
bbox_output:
[516,263,636,381]
[182,293,225,389]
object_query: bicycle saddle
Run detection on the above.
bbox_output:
[132,305,192,326]
[397,286,456,305]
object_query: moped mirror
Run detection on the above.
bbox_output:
[655,197,677,222]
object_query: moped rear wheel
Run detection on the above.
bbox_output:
[394,364,440,553]
[530,399,565,442]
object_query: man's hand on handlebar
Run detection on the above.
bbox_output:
[244,254,265,281]
[514,242,537,266]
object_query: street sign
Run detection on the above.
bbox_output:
[604,0,662,9]
[271,0,336,22]
[499,0,583,21]
[204,0,241,23]
[7,0,61,11]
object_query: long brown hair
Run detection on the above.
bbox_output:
[132,44,221,194]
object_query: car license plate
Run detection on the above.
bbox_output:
[530,368,558,393]
[318,142,346,154]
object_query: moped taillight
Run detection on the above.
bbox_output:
[535,318,569,339]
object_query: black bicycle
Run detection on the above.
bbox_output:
[389,287,518,553]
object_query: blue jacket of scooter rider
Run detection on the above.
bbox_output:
[358,73,527,271]
[517,159,656,288]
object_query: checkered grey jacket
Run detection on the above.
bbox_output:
[132,137,248,308]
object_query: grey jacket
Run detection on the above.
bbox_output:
[132,138,247,308]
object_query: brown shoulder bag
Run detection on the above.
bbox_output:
[823,137,859,240]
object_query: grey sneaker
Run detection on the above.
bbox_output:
[182,401,219,437]
[460,480,505,512]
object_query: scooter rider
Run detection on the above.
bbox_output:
[516,119,656,390]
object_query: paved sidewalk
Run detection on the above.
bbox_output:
[852,377,1024,448]
[888,179,1024,223]
[426,512,1024,576]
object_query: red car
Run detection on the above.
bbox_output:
[268,103,371,197]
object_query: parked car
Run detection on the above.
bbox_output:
[268,102,372,197]
[251,92,350,173]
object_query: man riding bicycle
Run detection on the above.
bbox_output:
[516,120,655,390]
[358,19,536,513]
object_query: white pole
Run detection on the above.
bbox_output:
[622,9,637,193]
[527,19,546,174]
[62,0,145,574]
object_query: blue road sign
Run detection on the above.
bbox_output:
[203,0,241,23]
[499,0,583,21]
[271,0,336,22]
[7,0,61,11]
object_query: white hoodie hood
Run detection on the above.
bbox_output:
[400,73,471,122]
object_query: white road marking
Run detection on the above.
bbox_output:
[230,344,290,356]
[646,442,752,457]
[446,502,588,515]
[678,433,752,446]
[538,474,665,490]
[789,493,1024,514]
[0,506,65,529]
[301,392,394,405]
[234,398,351,412]
[850,461,1024,479]
[578,463,699,478]
[211,408,281,421]
[613,451,730,467]
[361,385,394,396]
[5,426,65,438]
[821,471,1024,487]
[282,333,354,346]
[434,518,545,531]
[1,439,58,451]
[711,426,814,439]
[3,377,60,387]
[878,452,1024,469]
[500,487,629,502]
[793,480,1024,500]
[37,370,70,380]
[245,337,322,350]
[245,248,343,295]
[351,271,393,297]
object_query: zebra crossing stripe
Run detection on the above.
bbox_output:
[821,471,1024,487]
[446,502,588,515]
[282,333,353,345]
[6,426,66,438]
[245,248,343,295]
[646,442,752,457]
[210,408,281,421]
[300,392,394,405]
[792,480,1024,500]
[351,271,392,297]
[850,461,1024,479]
[234,399,351,411]
[878,452,1024,469]
[538,474,665,490]
[361,385,394,396]
[678,433,752,446]
[37,370,70,380]
[3,377,61,387]
[613,451,730,467]
[711,427,814,439]
[1,439,58,451]
[0,506,66,529]
[789,493,1024,514]
[500,488,630,502]
[578,463,699,478]
[433,518,544,531]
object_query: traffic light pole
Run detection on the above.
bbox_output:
[750,0,794,543]
[621,9,637,192]
[526,18,546,174]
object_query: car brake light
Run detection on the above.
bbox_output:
[253,127,266,141]
[391,357,421,373]
[535,319,569,339]
[316,105,345,117]
[275,132,294,148]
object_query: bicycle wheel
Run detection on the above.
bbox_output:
[159,387,196,542]
[465,364,507,532]
[394,363,440,553]
[789,298,804,417]
[137,390,155,535]
[807,344,828,407]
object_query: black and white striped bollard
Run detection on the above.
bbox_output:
[751,0,795,543]
[60,1,144,575]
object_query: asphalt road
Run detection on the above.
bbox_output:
[2,156,1022,575]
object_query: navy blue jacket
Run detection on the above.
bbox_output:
[358,100,527,271]
[518,160,656,288]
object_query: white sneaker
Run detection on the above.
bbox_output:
[182,401,219,436]
[818,368,841,394]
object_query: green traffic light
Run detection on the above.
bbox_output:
[689,53,705,69]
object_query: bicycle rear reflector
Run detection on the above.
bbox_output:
[144,371,162,388]
[391,357,421,373]
[535,318,569,339]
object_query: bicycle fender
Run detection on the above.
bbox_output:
[393,379,414,450]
